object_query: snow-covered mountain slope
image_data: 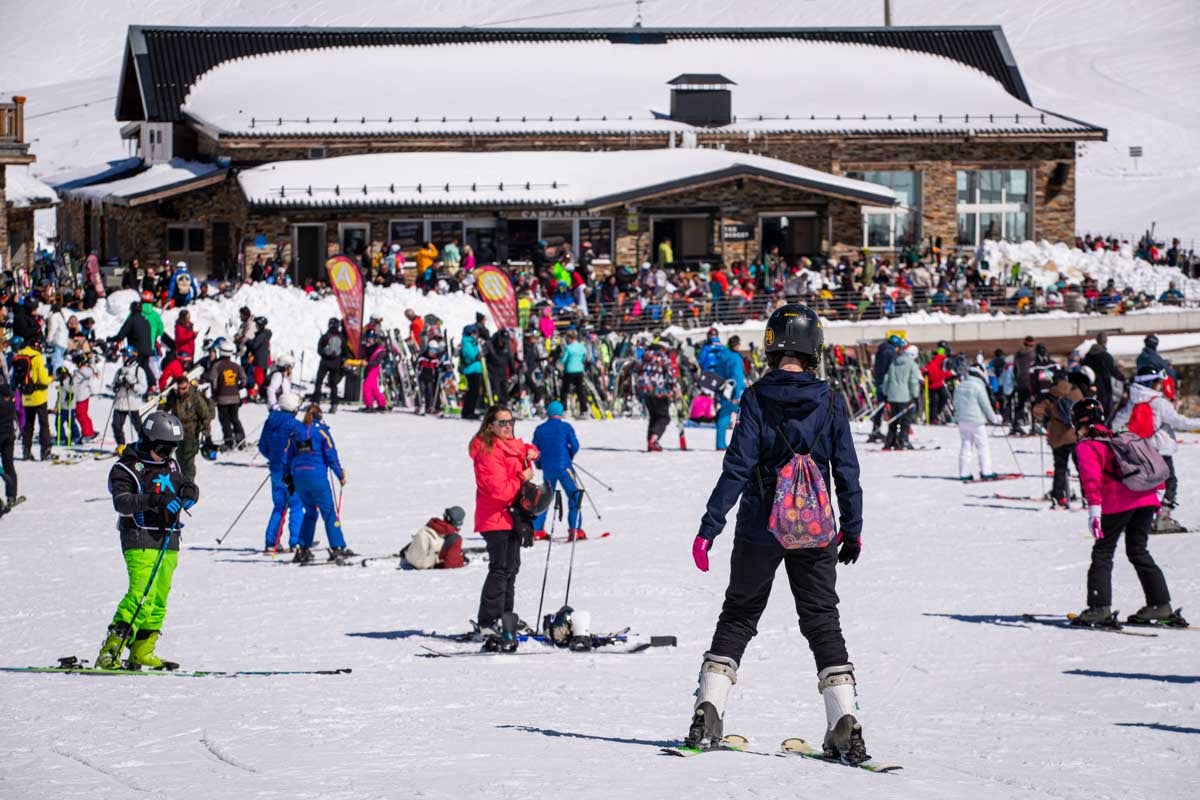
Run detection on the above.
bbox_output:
[0,413,1196,798]
[4,0,1198,238]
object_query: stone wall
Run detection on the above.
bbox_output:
[0,167,8,274]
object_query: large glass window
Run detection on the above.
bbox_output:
[429,220,464,249]
[388,220,424,257]
[956,169,1031,244]
[579,218,614,262]
[504,219,538,263]
[848,170,921,250]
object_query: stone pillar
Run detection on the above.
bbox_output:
[921,160,957,253]
[1035,156,1076,243]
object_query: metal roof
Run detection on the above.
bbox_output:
[117,25,1033,122]
[668,74,736,86]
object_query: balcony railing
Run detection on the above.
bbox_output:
[1,97,27,144]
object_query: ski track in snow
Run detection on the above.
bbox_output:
[0,399,1197,798]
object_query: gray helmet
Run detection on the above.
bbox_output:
[444,506,466,527]
[142,411,184,445]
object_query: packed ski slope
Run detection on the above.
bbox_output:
[4,0,1199,240]
[1,407,1196,799]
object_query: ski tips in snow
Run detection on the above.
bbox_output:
[780,738,902,773]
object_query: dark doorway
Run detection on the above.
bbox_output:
[760,215,820,266]
[294,225,324,287]
[211,222,230,281]
[652,216,709,267]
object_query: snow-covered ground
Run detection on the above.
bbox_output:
[1,408,1196,798]
[4,0,1199,241]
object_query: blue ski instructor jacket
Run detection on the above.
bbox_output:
[697,370,862,546]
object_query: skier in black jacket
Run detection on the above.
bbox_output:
[109,300,156,389]
[686,303,867,763]
[311,318,348,413]
[867,334,900,442]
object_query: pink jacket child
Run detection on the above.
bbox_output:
[1071,407,1175,626]
[360,336,388,411]
[538,308,556,340]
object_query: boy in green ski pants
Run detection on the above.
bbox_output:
[96,411,199,670]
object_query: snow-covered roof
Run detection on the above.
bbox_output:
[184,39,1100,138]
[237,149,898,209]
[42,157,143,192]
[59,159,227,206]
[3,166,58,209]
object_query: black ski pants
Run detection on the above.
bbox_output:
[884,402,912,449]
[1011,388,1031,433]
[419,373,440,414]
[709,537,848,672]
[1163,455,1177,506]
[1087,506,1170,608]
[1050,444,1076,502]
[560,372,587,416]
[461,373,482,420]
[0,436,16,499]
[217,404,245,447]
[478,530,521,628]
[645,396,672,441]
[310,364,342,408]
[20,403,51,458]
[112,409,144,447]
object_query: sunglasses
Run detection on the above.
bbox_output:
[491,419,515,428]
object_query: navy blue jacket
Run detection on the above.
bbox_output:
[1135,346,1176,379]
[532,417,579,475]
[872,341,896,389]
[698,370,863,546]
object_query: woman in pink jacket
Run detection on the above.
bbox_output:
[470,404,539,647]
[1072,398,1176,627]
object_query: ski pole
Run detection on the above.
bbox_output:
[563,490,585,608]
[1039,433,1046,500]
[568,467,603,521]
[215,473,271,544]
[272,505,290,557]
[535,490,564,633]
[572,463,613,492]
[1002,430,1023,475]
[94,401,115,458]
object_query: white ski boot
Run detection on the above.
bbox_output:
[684,653,737,749]
[819,664,870,765]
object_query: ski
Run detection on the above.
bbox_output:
[1,656,351,678]
[418,634,675,658]
[662,734,757,758]
[551,532,612,543]
[780,738,901,773]
[866,446,941,452]
[1022,613,1157,637]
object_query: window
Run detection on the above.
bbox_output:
[429,220,464,249]
[388,220,424,257]
[579,218,614,262]
[539,220,574,256]
[848,170,921,250]
[956,169,1031,244]
[308,147,326,159]
[167,224,205,254]
[505,219,538,262]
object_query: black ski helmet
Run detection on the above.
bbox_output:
[1070,398,1105,430]
[1145,334,1159,350]
[763,303,823,357]
[142,411,185,445]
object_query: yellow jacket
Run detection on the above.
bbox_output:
[16,345,52,406]
[416,244,439,272]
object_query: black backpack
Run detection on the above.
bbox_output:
[12,353,37,395]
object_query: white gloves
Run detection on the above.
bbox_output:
[1088,506,1103,540]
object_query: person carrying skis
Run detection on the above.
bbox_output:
[112,345,148,454]
[401,506,467,569]
[952,364,1002,481]
[209,340,247,450]
[1070,398,1180,627]
[283,403,354,563]
[636,338,680,452]
[258,391,304,553]
[470,404,539,646]
[531,401,583,541]
[95,411,198,670]
[880,344,921,450]
[687,304,866,762]
[165,374,213,482]
[1111,367,1200,531]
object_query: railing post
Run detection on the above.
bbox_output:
[13,96,25,143]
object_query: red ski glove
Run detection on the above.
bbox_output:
[692,536,711,572]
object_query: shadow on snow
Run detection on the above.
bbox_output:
[497,724,676,749]
[1065,669,1200,685]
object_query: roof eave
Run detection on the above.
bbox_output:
[122,168,228,206]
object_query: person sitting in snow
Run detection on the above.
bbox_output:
[400,506,467,569]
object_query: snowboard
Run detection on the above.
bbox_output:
[661,734,753,757]
[780,737,902,773]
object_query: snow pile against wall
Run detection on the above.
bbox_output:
[983,239,1199,296]
[3,166,58,208]
[82,283,488,382]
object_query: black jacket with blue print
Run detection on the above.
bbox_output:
[108,443,191,551]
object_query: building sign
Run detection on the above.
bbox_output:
[722,224,755,241]
[518,210,601,219]
[626,211,639,233]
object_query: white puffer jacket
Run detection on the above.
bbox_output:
[1112,383,1200,456]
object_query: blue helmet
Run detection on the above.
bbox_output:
[887,334,904,347]
[10,335,25,350]
[546,400,565,417]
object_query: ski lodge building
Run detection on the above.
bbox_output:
[51,25,1106,282]
[1,96,58,277]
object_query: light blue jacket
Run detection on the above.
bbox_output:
[880,352,921,403]
[952,377,996,424]
[560,341,588,375]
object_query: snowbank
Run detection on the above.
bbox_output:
[982,240,1197,297]
[78,283,488,381]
